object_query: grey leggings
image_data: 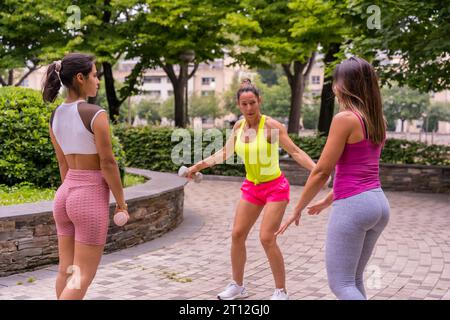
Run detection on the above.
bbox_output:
[326,188,390,300]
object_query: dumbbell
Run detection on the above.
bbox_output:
[178,165,203,183]
[113,210,129,226]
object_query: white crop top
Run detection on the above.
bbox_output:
[50,100,106,155]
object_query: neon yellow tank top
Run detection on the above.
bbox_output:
[234,115,281,185]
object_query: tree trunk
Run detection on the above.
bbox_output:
[0,67,38,87]
[103,61,121,123]
[163,62,199,128]
[287,71,304,134]
[282,54,315,134]
[318,43,341,136]
[174,80,186,128]
[164,64,187,128]
[8,69,14,86]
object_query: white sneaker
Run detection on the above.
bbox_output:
[271,288,289,300]
[217,281,249,300]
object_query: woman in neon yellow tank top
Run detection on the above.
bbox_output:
[187,79,316,300]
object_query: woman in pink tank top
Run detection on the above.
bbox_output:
[276,57,390,299]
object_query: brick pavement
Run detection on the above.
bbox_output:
[0,178,449,300]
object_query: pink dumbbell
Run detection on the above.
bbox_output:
[113,210,128,226]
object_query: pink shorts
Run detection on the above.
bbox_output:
[52,169,110,246]
[240,173,290,206]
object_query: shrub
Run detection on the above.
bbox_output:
[114,125,450,177]
[0,87,60,187]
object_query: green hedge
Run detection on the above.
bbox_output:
[114,125,450,176]
[114,124,246,176]
[0,87,126,188]
[0,87,60,187]
[288,134,450,165]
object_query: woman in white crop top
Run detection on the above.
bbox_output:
[43,53,128,300]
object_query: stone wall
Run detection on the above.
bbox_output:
[279,158,450,194]
[0,168,186,277]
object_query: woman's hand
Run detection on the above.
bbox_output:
[186,164,200,180]
[275,206,302,236]
[307,197,332,215]
[114,206,130,219]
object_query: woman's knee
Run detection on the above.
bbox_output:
[259,232,276,248]
[232,228,248,243]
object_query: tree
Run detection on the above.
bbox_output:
[223,74,241,116]
[290,0,354,136]
[225,0,352,134]
[257,65,285,86]
[257,76,291,119]
[189,94,222,119]
[1,0,152,122]
[160,96,175,121]
[317,43,340,136]
[350,0,450,93]
[0,0,68,86]
[61,0,151,123]
[382,84,430,132]
[426,102,450,132]
[134,98,161,124]
[302,103,321,130]
[125,0,236,128]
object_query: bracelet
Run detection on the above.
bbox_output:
[116,202,128,211]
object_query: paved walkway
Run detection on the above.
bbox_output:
[0,178,449,300]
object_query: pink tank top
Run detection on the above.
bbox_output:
[333,111,384,200]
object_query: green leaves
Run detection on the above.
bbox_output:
[350,0,450,92]
[382,83,430,130]
[0,87,60,187]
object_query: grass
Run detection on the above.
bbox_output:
[0,182,55,206]
[0,173,146,206]
[123,173,146,188]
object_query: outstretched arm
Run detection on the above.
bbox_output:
[187,120,241,177]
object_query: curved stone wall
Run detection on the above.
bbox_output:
[0,168,186,277]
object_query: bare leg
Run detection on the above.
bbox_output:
[260,201,288,291]
[231,199,264,286]
[55,235,75,299]
[59,242,104,300]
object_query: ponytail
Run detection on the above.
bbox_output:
[42,53,95,103]
[42,61,62,103]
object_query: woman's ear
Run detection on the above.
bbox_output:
[75,72,84,84]
[258,96,263,105]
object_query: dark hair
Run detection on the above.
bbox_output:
[42,53,95,103]
[332,56,386,144]
[236,78,260,101]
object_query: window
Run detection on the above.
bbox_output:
[202,77,215,86]
[201,90,215,96]
[311,75,321,85]
[148,90,161,98]
[167,90,174,96]
[143,76,162,83]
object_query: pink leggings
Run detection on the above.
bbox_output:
[52,169,110,246]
